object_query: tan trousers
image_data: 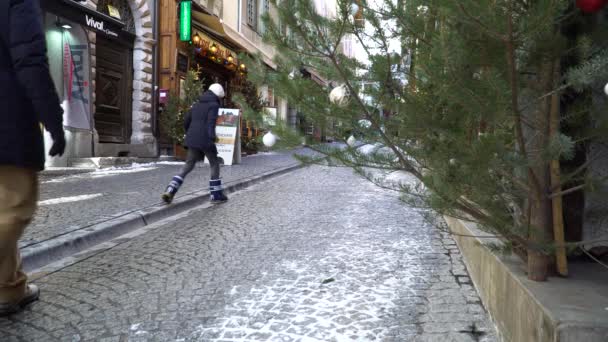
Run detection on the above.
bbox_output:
[0,166,38,303]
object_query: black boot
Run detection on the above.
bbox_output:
[209,179,228,204]
[162,176,184,204]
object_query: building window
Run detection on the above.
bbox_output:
[260,0,269,33]
[247,0,258,30]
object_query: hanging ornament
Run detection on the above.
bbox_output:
[576,0,607,13]
[358,119,372,129]
[346,135,357,147]
[604,82,608,96]
[350,3,359,16]
[329,84,350,107]
[288,69,297,80]
[263,131,277,147]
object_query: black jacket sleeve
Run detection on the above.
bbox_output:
[207,104,219,141]
[9,0,64,137]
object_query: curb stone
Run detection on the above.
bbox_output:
[22,163,305,272]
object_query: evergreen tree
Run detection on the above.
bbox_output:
[247,0,608,281]
[161,69,205,145]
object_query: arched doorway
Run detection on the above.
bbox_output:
[94,0,135,144]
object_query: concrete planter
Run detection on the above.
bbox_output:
[445,216,608,342]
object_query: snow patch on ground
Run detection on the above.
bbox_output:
[43,165,159,183]
[154,161,186,166]
[190,241,413,341]
[39,193,103,206]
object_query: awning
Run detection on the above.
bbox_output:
[192,12,228,39]
[304,67,328,87]
[191,10,277,70]
[191,28,238,66]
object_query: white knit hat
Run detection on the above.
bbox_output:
[209,83,225,98]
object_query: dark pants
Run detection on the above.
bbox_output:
[179,148,220,180]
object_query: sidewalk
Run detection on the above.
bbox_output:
[22,149,310,270]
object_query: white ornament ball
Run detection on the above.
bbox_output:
[358,119,372,129]
[350,3,360,16]
[604,82,608,96]
[329,85,349,107]
[346,135,356,147]
[263,131,277,147]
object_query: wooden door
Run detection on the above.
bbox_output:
[95,36,133,144]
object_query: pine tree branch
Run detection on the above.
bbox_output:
[452,1,506,42]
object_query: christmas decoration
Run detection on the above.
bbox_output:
[604,82,608,96]
[329,85,350,106]
[576,0,607,13]
[263,131,277,147]
[347,135,357,147]
[358,119,372,129]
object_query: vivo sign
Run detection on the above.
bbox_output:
[85,15,119,38]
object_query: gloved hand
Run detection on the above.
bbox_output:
[49,130,66,157]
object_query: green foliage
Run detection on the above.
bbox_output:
[566,48,608,92]
[160,69,205,145]
[249,0,608,256]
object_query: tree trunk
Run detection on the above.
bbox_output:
[528,190,552,281]
[526,60,555,281]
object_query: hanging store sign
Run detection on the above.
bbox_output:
[180,1,192,41]
[107,5,121,19]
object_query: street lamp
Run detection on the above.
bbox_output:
[55,18,72,30]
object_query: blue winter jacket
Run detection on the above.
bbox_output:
[184,91,220,153]
[0,0,64,171]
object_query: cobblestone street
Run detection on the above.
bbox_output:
[1,166,496,341]
[23,151,307,250]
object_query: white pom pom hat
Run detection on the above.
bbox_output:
[209,83,225,98]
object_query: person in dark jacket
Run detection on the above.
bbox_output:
[162,84,228,204]
[0,0,66,316]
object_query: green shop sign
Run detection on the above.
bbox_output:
[179,1,192,42]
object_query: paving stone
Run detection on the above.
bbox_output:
[22,150,310,249]
[0,166,497,341]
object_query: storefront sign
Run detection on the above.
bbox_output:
[85,14,119,38]
[180,1,192,41]
[41,0,129,41]
[207,108,240,166]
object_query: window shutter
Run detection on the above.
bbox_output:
[247,0,257,30]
